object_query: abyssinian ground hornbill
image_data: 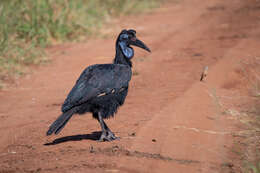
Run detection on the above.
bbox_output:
[46,29,151,141]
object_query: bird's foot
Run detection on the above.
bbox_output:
[98,131,120,142]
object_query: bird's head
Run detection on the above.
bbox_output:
[116,29,151,59]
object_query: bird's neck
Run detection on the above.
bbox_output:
[113,44,132,67]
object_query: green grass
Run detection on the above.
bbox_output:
[0,0,160,84]
[246,161,260,173]
[238,58,260,173]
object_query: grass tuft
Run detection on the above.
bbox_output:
[0,0,161,83]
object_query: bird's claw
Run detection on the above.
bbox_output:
[98,131,120,142]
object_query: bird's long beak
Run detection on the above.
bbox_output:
[130,37,151,52]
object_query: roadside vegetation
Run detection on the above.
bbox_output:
[242,63,260,173]
[234,58,260,173]
[208,57,260,173]
[0,0,160,86]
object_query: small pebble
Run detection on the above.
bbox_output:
[129,132,136,136]
[89,145,94,153]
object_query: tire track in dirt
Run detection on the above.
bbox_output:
[110,0,260,172]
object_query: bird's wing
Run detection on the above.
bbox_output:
[61,64,132,113]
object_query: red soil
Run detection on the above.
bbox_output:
[1,0,260,172]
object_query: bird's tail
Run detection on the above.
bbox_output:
[46,108,77,136]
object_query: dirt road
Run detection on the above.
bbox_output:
[1,0,260,172]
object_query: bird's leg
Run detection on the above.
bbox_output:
[102,120,119,140]
[97,112,107,142]
[97,112,119,142]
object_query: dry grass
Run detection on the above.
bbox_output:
[0,0,161,85]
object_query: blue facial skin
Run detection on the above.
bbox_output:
[119,33,134,59]
[119,42,134,59]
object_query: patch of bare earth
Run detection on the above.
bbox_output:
[0,0,260,172]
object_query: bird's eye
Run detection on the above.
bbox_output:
[120,34,128,40]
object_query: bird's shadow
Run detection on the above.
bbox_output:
[44,131,101,146]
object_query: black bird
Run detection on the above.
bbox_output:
[46,29,151,141]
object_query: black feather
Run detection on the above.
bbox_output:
[46,107,77,135]
[61,64,131,113]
